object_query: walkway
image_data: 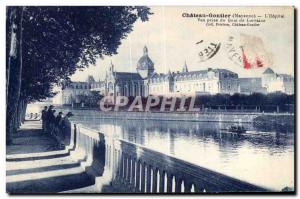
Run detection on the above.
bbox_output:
[6,121,118,194]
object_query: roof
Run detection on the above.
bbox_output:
[86,75,95,83]
[137,46,154,70]
[263,68,275,74]
[149,68,238,82]
[277,74,294,79]
[114,72,143,81]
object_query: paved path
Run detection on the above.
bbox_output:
[6,121,117,194]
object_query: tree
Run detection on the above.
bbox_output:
[6,6,152,144]
[6,7,24,144]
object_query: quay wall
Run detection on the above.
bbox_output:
[55,107,293,123]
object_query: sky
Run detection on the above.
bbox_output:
[71,6,294,82]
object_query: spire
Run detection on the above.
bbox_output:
[182,61,188,73]
[143,46,148,55]
[110,61,114,72]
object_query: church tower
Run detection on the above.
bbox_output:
[136,46,154,79]
[182,61,188,73]
[109,61,114,73]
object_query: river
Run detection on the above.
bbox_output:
[27,104,294,191]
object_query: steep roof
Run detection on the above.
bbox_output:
[86,75,95,83]
[263,68,275,74]
[114,72,143,81]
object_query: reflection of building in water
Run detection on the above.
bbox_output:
[239,68,294,95]
[53,47,294,105]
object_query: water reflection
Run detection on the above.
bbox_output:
[70,115,294,191]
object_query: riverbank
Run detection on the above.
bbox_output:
[26,104,294,123]
[53,106,293,123]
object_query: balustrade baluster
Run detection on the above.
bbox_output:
[181,180,185,193]
[112,149,116,179]
[105,144,108,167]
[172,176,176,192]
[146,165,151,193]
[191,184,195,193]
[117,150,121,178]
[184,181,192,193]
[126,156,131,183]
[152,168,158,193]
[123,154,128,181]
[136,161,141,191]
[131,158,136,186]
[159,170,165,193]
[108,146,111,168]
[140,163,146,192]
[167,173,173,193]
[175,177,182,193]
[106,145,109,168]
[108,145,110,168]
[108,146,112,168]
[119,152,124,180]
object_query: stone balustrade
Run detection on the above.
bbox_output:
[65,122,268,193]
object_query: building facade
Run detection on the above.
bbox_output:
[53,46,294,105]
[239,68,294,95]
[261,68,294,94]
[91,46,240,98]
[52,76,95,105]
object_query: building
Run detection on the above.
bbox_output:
[53,46,294,105]
[52,76,95,105]
[239,68,294,95]
[239,78,267,94]
[91,46,239,98]
[261,68,294,94]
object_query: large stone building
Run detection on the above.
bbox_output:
[53,46,294,105]
[239,68,294,95]
[52,76,95,105]
[91,46,240,98]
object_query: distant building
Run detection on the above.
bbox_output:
[91,46,239,98]
[261,68,294,94]
[52,76,95,105]
[53,47,294,105]
[239,78,267,94]
[239,68,294,95]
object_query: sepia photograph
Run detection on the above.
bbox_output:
[5,5,295,194]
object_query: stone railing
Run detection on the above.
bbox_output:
[65,122,269,193]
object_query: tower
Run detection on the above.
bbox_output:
[182,61,188,73]
[136,46,154,79]
[109,61,114,73]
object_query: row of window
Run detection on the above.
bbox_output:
[67,84,91,89]
[149,82,237,93]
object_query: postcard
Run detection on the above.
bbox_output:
[6,6,295,194]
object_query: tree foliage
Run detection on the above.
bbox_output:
[17,6,152,102]
[6,6,152,143]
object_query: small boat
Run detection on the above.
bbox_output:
[220,125,246,134]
